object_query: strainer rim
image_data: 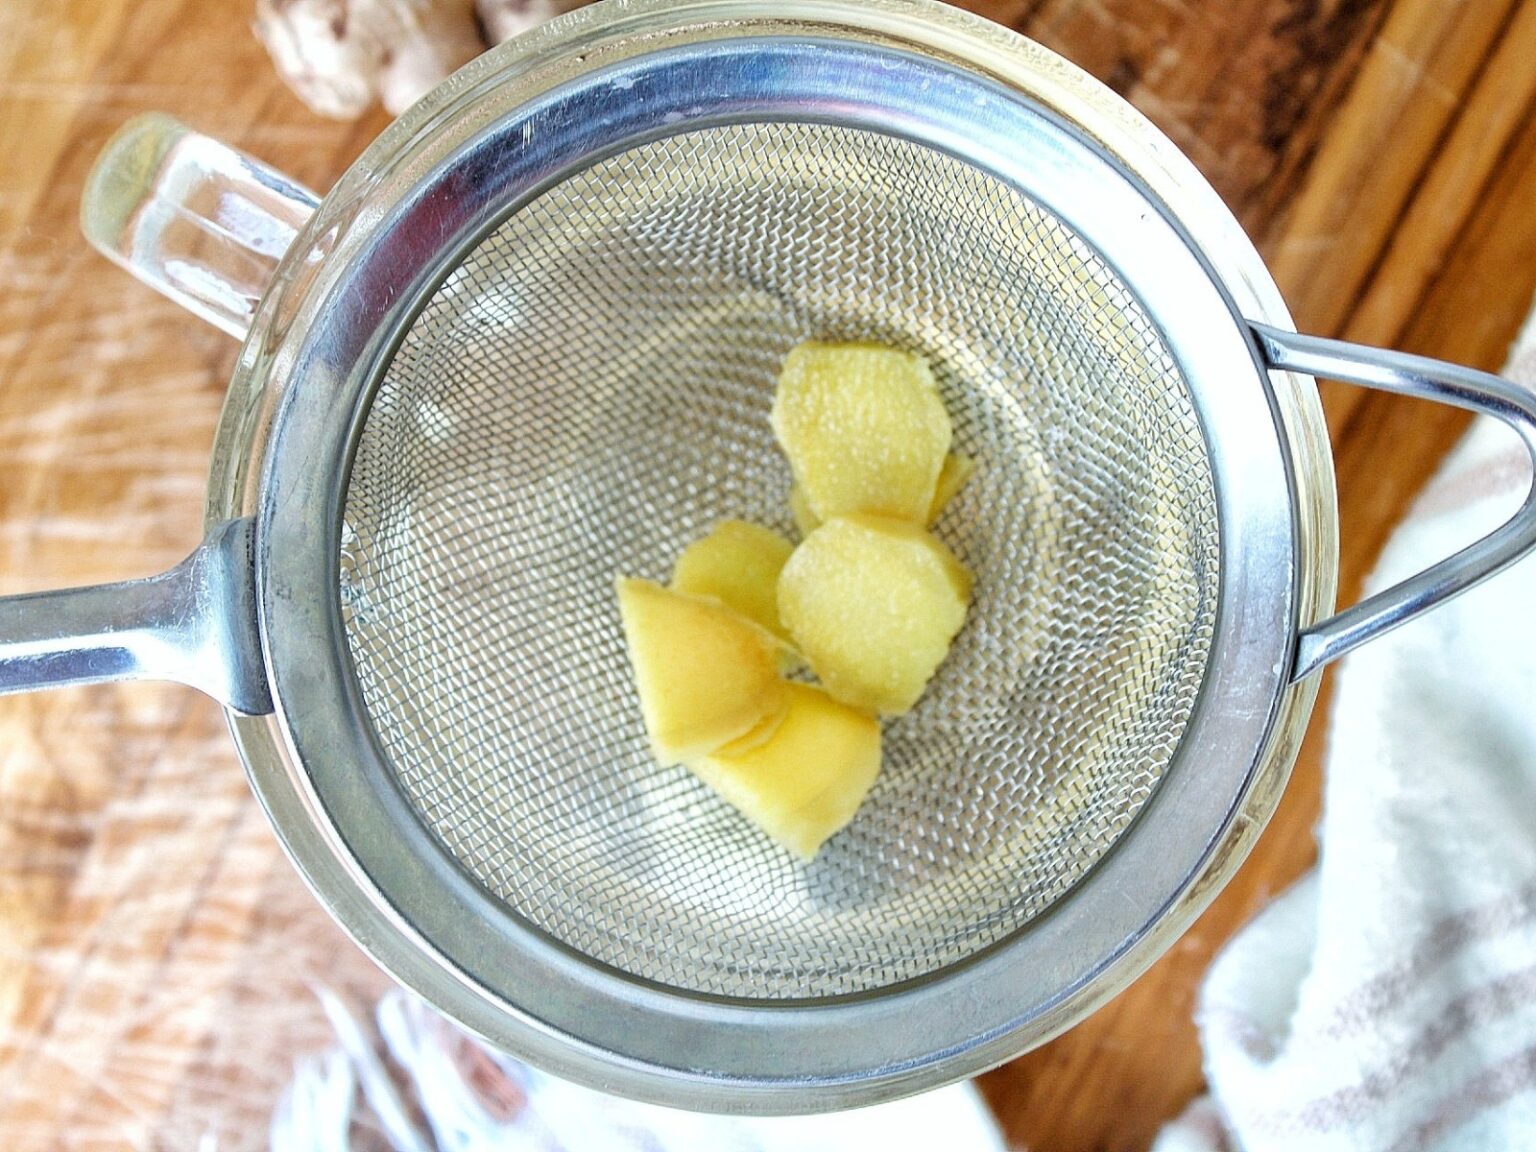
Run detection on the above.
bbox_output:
[222,0,1331,1113]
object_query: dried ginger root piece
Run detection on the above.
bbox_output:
[256,0,483,118]
[476,0,592,44]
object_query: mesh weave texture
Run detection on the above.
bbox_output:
[339,122,1219,999]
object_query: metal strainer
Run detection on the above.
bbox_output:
[347,117,1218,999]
[4,0,1536,1113]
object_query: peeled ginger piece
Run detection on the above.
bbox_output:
[615,578,786,766]
[772,342,952,524]
[671,520,795,640]
[778,515,972,716]
[687,682,881,860]
[792,450,970,538]
[926,451,974,525]
[712,703,789,758]
[788,483,820,540]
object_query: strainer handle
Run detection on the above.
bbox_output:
[80,113,319,340]
[1251,324,1536,681]
[0,519,272,716]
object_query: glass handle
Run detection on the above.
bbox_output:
[80,113,320,340]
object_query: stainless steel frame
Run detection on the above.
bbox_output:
[260,32,1300,1107]
[0,518,269,714]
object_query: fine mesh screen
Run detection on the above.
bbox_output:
[338,121,1220,999]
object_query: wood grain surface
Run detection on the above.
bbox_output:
[2,1,1534,1149]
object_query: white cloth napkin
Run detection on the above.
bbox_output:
[271,987,1007,1151]
[1156,308,1536,1152]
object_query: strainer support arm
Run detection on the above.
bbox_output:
[0,518,272,715]
[1252,323,1536,681]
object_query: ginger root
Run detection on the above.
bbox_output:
[475,0,591,44]
[257,0,594,120]
[256,0,484,119]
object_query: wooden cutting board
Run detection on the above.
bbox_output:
[3,1,1535,1148]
